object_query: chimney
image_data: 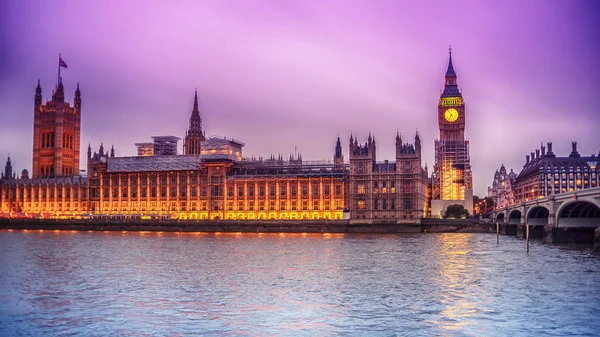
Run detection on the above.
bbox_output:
[526,155,530,164]
[547,142,553,153]
[531,152,535,160]
[536,149,540,158]
[570,142,580,157]
[541,144,546,156]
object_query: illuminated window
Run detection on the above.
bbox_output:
[357,184,365,194]
[357,200,365,210]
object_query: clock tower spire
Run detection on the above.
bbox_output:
[431,47,473,215]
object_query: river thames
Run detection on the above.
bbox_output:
[0,230,599,336]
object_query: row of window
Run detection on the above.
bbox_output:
[93,200,344,212]
[356,199,412,210]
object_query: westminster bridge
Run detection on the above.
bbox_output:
[492,187,600,246]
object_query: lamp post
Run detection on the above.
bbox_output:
[482,199,488,217]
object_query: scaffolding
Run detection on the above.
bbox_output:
[433,139,472,200]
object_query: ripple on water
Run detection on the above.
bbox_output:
[0,230,600,336]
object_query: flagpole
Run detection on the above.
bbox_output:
[57,53,61,84]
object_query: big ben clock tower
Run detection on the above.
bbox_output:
[432,47,473,216]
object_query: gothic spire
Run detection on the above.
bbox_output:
[446,45,456,77]
[193,89,199,114]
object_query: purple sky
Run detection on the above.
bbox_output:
[1,0,599,196]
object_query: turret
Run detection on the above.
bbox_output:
[334,136,344,170]
[52,79,65,103]
[3,156,12,180]
[74,83,81,110]
[35,79,42,106]
[395,132,402,158]
[87,143,92,160]
[110,145,115,158]
[334,136,342,159]
[99,143,104,156]
[415,131,421,157]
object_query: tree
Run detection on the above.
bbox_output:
[444,204,470,219]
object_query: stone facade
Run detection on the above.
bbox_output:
[32,79,81,178]
[348,133,428,223]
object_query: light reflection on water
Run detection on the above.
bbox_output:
[0,230,599,336]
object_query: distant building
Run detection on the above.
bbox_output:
[512,142,599,203]
[348,132,428,223]
[32,78,81,178]
[487,164,516,208]
[152,136,180,156]
[135,142,154,156]
[431,49,473,217]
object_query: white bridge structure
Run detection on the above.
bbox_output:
[493,187,600,228]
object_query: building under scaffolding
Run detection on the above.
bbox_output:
[432,139,472,201]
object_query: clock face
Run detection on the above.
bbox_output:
[444,108,459,122]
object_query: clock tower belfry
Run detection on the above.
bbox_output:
[432,47,473,213]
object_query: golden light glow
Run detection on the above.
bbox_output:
[441,163,464,200]
[444,108,459,122]
[440,97,463,107]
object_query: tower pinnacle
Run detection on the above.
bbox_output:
[446,45,456,77]
[184,89,205,155]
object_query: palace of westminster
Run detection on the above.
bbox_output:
[2,52,598,221]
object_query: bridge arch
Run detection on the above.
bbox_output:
[556,198,600,228]
[526,206,549,227]
[496,212,505,224]
[508,210,521,225]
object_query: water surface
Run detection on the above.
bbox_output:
[1,230,599,336]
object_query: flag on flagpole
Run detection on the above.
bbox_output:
[59,57,68,69]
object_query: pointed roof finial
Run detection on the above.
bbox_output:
[446,45,456,77]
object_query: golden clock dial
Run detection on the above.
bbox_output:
[444,108,459,122]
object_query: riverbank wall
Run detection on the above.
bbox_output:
[0,218,493,234]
